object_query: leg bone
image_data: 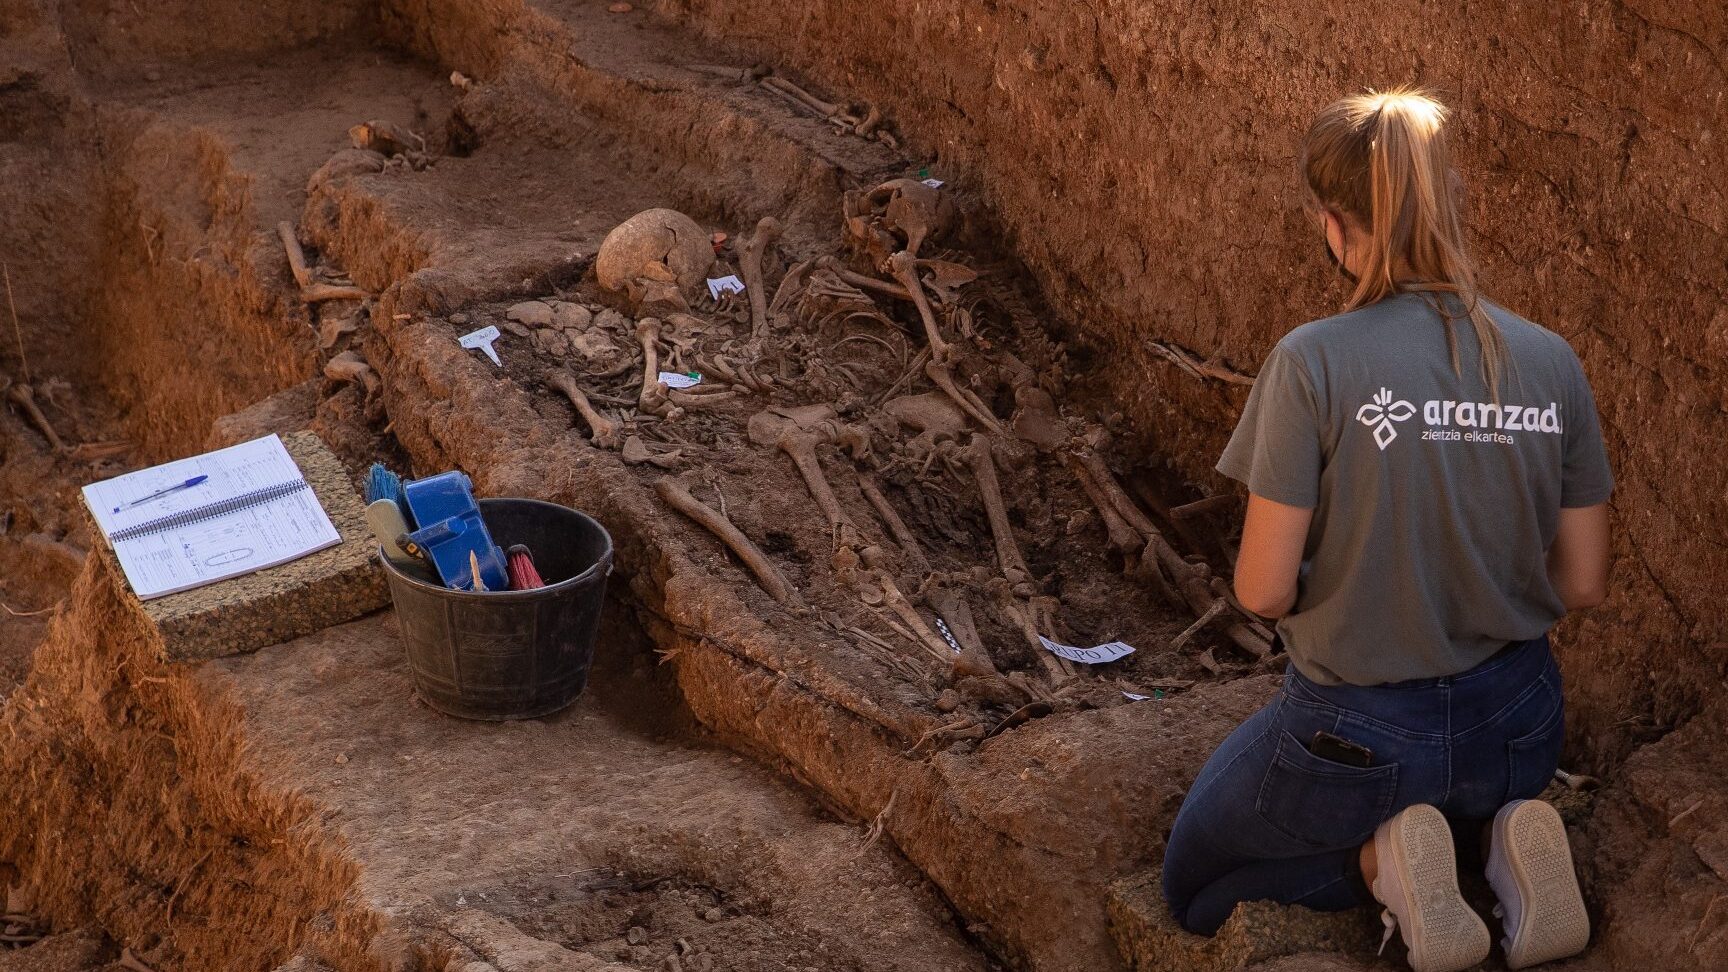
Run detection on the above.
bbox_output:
[1064,453,1144,557]
[635,317,678,417]
[656,477,798,605]
[548,369,623,449]
[886,251,952,363]
[856,472,930,576]
[5,383,67,452]
[875,570,959,665]
[739,216,783,345]
[965,433,1031,584]
[925,357,1004,435]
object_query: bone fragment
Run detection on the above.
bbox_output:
[761,75,843,118]
[4,383,66,452]
[748,408,874,566]
[856,473,930,575]
[1170,494,1235,519]
[302,283,369,302]
[668,388,739,407]
[886,251,952,363]
[1074,436,1272,658]
[875,570,958,665]
[869,179,949,257]
[1075,446,1161,539]
[964,434,1030,583]
[687,63,763,82]
[882,392,969,439]
[1064,454,1144,557]
[279,224,367,302]
[924,585,1002,681]
[323,350,373,385]
[813,256,914,302]
[921,358,1003,435]
[1148,340,1255,386]
[656,477,797,604]
[992,589,1071,681]
[1145,538,1272,658]
[634,317,677,417]
[277,221,313,288]
[739,216,783,344]
[64,440,131,462]
[1209,576,1276,643]
[856,104,884,137]
[1170,598,1229,650]
[348,119,424,156]
[548,369,623,449]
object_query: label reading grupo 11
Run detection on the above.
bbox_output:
[1038,636,1136,664]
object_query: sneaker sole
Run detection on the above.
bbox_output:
[1491,800,1590,969]
[1381,804,1491,972]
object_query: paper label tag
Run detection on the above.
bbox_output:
[657,371,702,389]
[458,325,502,366]
[1039,635,1136,664]
[706,275,746,300]
[921,178,945,189]
[1122,692,1152,702]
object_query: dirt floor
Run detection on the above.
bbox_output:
[0,0,1721,969]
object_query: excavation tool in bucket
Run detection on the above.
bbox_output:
[379,498,613,720]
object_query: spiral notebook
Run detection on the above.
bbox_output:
[83,434,342,600]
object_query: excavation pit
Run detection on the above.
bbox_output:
[0,0,1721,970]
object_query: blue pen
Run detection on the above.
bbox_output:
[112,474,208,513]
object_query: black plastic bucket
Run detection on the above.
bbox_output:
[379,498,612,720]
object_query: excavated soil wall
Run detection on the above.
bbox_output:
[663,0,1728,767]
[0,558,388,971]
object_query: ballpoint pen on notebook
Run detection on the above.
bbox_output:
[111,475,208,514]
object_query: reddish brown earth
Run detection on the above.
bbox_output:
[0,0,1722,970]
[663,0,1728,770]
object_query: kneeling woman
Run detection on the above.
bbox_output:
[1161,89,1612,972]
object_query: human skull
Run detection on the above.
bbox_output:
[595,208,715,303]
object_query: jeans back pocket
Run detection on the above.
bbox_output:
[1256,730,1401,850]
[1505,689,1565,804]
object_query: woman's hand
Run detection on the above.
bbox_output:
[1232,492,1314,619]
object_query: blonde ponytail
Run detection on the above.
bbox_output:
[1301,88,1509,397]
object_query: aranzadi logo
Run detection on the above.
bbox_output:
[1356,387,1416,449]
[1359,387,1564,449]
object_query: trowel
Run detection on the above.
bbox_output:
[367,499,434,580]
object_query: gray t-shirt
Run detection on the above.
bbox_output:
[1217,292,1613,686]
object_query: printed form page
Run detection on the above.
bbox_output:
[82,435,341,599]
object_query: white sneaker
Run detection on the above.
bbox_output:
[1486,799,1590,968]
[1371,804,1491,972]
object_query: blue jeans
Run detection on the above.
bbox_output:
[1162,634,1565,935]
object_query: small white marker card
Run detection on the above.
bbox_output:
[657,371,702,389]
[458,324,502,366]
[1122,692,1153,702]
[1039,635,1136,665]
[921,178,945,189]
[706,275,746,300]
